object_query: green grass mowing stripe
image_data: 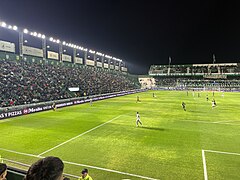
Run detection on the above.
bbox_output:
[37,115,123,156]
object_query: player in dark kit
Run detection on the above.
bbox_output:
[52,102,57,111]
[182,102,186,111]
[136,96,141,103]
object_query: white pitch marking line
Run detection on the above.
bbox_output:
[213,120,239,123]
[38,115,122,156]
[0,147,41,158]
[202,150,208,180]
[63,160,158,180]
[0,147,158,180]
[204,149,240,156]
[178,120,240,126]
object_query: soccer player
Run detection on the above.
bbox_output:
[52,102,57,111]
[90,98,93,106]
[136,96,141,103]
[206,95,209,101]
[212,99,217,109]
[182,102,186,111]
[153,93,155,98]
[136,112,142,127]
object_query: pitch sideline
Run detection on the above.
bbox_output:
[0,147,158,180]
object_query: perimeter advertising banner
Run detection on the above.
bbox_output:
[104,63,109,69]
[75,57,83,64]
[86,59,95,66]
[23,46,43,57]
[121,67,128,72]
[0,89,145,120]
[110,64,114,69]
[97,62,103,67]
[47,51,59,60]
[62,54,72,62]
[115,66,119,70]
[0,40,15,53]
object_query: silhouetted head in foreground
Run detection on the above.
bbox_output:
[25,156,64,180]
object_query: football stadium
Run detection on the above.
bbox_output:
[0,2,240,180]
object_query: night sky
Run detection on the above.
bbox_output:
[0,0,240,74]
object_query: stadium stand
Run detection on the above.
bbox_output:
[0,57,140,108]
[149,63,240,90]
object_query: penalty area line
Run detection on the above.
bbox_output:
[38,115,123,156]
[0,147,158,180]
[202,150,208,180]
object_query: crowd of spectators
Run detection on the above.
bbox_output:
[0,60,140,107]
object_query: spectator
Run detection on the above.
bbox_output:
[78,169,93,180]
[0,163,7,180]
[25,156,64,180]
[0,60,140,107]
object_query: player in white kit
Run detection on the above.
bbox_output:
[136,112,142,127]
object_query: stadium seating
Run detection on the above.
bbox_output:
[0,59,140,107]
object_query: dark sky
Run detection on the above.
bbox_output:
[0,0,240,74]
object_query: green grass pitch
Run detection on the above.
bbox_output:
[0,90,240,180]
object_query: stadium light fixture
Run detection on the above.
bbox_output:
[33,32,37,36]
[63,49,66,52]
[8,25,13,29]
[37,33,42,38]
[105,55,112,59]
[62,41,66,45]
[41,34,45,39]
[23,29,29,34]
[1,22,7,27]
[24,40,28,43]
[49,37,54,41]
[13,25,18,31]
[77,53,80,56]
[47,45,50,48]
[89,49,95,54]
[56,39,60,43]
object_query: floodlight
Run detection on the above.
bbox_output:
[37,33,42,38]
[56,39,60,43]
[23,29,28,34]
[62,41,66,45]
[63,49,66,52]
[24,40,28,43]
[49,37,54,41]
[53,39,56,43]
[77,53,80,56]
[41,34,45,39]
[33,32,37,36]
[8,25,12,29]
[1,22,7,27]
[47,45,50,48]
[13,25,18,30]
